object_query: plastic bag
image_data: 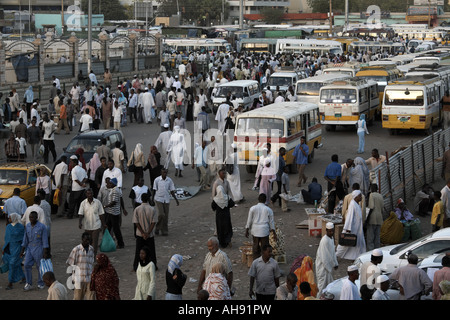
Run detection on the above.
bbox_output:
[53,188,60,206]
[410,219,422,240]
[39,258,53,276]
[100,229,116,252]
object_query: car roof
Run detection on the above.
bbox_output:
[219,80,258,87]
[73,129,121,138]
[429,228,450,238]
[0,162,43,170]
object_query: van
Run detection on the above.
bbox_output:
[212,80,261,113]
[267,68,304,95]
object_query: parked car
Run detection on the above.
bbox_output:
[321,252,444,300]
[60,129,128,165]
[0,162,52,217]
[353,228,450,274]
[212,80,261,113]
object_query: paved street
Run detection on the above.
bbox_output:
[0,115,440,300]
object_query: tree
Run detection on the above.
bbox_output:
[260,7,285,24]
[156,0,229,25]
[80,0,127,20]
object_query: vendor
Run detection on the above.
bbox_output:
[395,198,414,222]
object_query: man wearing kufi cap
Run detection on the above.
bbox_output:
[360,248,383,289]
[340,265,360,300]
[372,275,391,300]
[315,221,339,295]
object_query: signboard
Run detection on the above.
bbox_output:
[414,0,444,5]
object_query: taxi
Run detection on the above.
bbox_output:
[0,162,52,216]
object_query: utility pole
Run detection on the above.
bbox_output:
[329,0,333,36]
[345,0,348,33]
[239,0,243,29]
[88,0,92,73]
[61,0,64,35]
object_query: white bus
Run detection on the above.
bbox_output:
[348,41,407,55]
[412,51,450,65]
[234,102,322,173]
[322,62,361,77]
[319,78,379,131]
[382,75,444,134]
[163,38,232,53]
[275,39,343,56]
[405,63,450,93]
[295,73,352,104]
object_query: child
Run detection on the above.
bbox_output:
[281,166,291,212]
[431,191,444,232]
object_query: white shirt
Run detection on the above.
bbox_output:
[340,278,360,300]
[16,137,27,154]
[78,198,104,231]
[131,185,149,204]
[153,176,175,204]
[31,108,40,123]
[113,107,122,122]
[53,78,61,90]
[53,161,68,189]
[274,96,285,103]
[42,120,56,140]
[71,165,87,192]
[371,288,390,300]
[245,203,275,237]
[101,167,123,189]
[22,204,46,227]
[79,114,93,132]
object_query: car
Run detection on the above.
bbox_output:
[212,80,261,113]
[352,228,450,274]
[0,162,52,216]
[60,129,128,165]
[266,69,304,95]
[321,252,444,300]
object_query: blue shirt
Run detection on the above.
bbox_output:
[293,143,309,165]
[308,182,323,201]
[324,162,342,180]
[276,156,286,181]
[22,221,49,249]
[4,195,27,217]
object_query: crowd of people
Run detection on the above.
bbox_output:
[0,42,449,302]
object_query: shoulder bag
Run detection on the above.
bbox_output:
[338,232,357,247]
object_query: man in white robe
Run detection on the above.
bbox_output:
[142,87,155,124]
[340,265,361,300]
[166,126,187,177]
[371,275,391,300]
[226,143,244,202]
[315,222,339,295]
[359,249,383,289]
[215,102,230,134]
[155,124,172,170]
[336,190,366,260]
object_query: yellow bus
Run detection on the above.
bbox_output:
[318,78,379,131]
[382,75,444,134]
[356,64,403,109]
[234,102,322,173]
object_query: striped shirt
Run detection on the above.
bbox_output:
[66,244,95,284]
[105,187,121,216]
[202,249,233,278]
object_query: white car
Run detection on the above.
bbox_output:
[353,228,450,274]
[321,252,445,300]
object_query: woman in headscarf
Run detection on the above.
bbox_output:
[36,166,52,202]
[336,190,367,260]
[165,254,187,300]
[128,143,145,186]
[1,213,25,290]
[145,145,162,188]
[294,256,318,300]
[90,253,120,300]
[87,152,101,197]
[134,246,156,300]
[212,185,233,248]
[202,263,231,300]
[259,158,277,205]
[348,157,370,197]
[356,113,369,154]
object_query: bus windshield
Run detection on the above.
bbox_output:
[324,70,354,76]
[384,89,424,106]
[236,118,284,137]
[320,88,357,103]
[296,82,322,96]
[268,76,292,87]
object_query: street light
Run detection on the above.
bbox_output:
[88,0,92,73]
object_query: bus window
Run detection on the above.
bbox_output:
[309,110,317,126]
[359,89,368,104]
[370,85,378,99]
[288,115,302,136]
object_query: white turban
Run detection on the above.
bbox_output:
[376,275,389,284]
[326,222,334,229]
[352,190,362,199]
